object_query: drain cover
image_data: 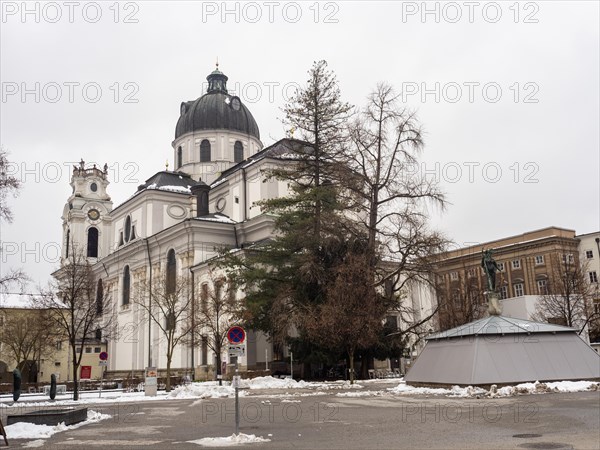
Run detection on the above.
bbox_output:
[517,443,573,449]
[513,434,543,439]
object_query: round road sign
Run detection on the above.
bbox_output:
[99,351,108,361]
[227,326,246,344]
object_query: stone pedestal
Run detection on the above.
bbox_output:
[486,291,502,315]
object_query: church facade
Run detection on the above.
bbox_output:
[58,67,436,378]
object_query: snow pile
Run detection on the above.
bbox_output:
[188,433,271,446]
[493,380,600,397]
[389,382,485,397]
[389,380,599,398]
[168,382,237,399]
[4,409,110,440]
[336,390,385,398]
[240,376,312,390]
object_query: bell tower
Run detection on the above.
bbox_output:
[61,159,113,263]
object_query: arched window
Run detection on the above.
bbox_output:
[124,216,132,242]
[87,227,98,258]
[234,141,244,163]
[177,146,183,168]
[200,140,211,162]
[122,266,130,305]
[96,279,104,315]
[166,249,176,295]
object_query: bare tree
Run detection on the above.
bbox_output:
[135,273,194,392]
[0,149,28,293]
[533,252,598,336]
[0,305,62,381]
[38,248,113,400]
[193,268,243,385]
[435,261,487,331]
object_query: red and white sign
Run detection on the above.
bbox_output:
[99,351,108,361]
[227,326,246,344]
[80,366,92,379]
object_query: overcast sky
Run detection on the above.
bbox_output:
[1,1,598,287]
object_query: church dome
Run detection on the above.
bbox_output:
[175,67,260,140]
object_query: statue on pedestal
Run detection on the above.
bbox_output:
[481,249,502,315]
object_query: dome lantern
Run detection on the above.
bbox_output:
[206,66,228,94]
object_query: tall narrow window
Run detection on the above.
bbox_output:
[177,146,183,168]
[201,335,208,365]
[200,283,208,312]
[200,140,211,162]
[65,229,70,258]
[87,227,98,258]
[166,249,176,295]
[96,279,104,315]
[122,266,130,305]
[234,141,243,163]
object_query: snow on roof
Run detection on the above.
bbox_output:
[194,213,237,224]
[0,293,45,309]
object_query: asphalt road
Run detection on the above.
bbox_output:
[2,388,599,449]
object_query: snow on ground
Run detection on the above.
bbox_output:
[389,382,487,397]
[4,409,111,440]
[493,380,600,397]
[187,433,271,446]
[168,377,364,400]
[388,380,600,398]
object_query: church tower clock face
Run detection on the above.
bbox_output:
[87,209,100,221]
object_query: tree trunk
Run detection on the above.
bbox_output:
[72,348,79,401]
[166,349,172,392]
[216,352,222,386]
[348,349,355,384]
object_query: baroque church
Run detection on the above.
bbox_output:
[59,66,311,377]
[59,66,434,378]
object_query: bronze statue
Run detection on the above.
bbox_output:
[481,249,500,291]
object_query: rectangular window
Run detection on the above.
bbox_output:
[450,271,458,281]
[590,271,598,283]
[500,285,508,299]
[562,254,574,264]
[586,250,594,259]
[512,260,521,270]
[452,292,461,306]
[201,335,208,366]
[514,283,524,297]
[385,315,398,331]
[94,347,101,353]
[594,301,600,315]
[234,196,239,204]
[535,255,544,265]
[467,268,476,278]
[200,283,208,312]
[85,347,92,353]
[497,262,505,272]
[56,341,62,350]
[54,362,61,367]
[537,279,548,294]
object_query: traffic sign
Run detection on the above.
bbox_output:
[99,360,108,366]
[227,326,246,344]
[228,344,246,357]
[99,351,108,361]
